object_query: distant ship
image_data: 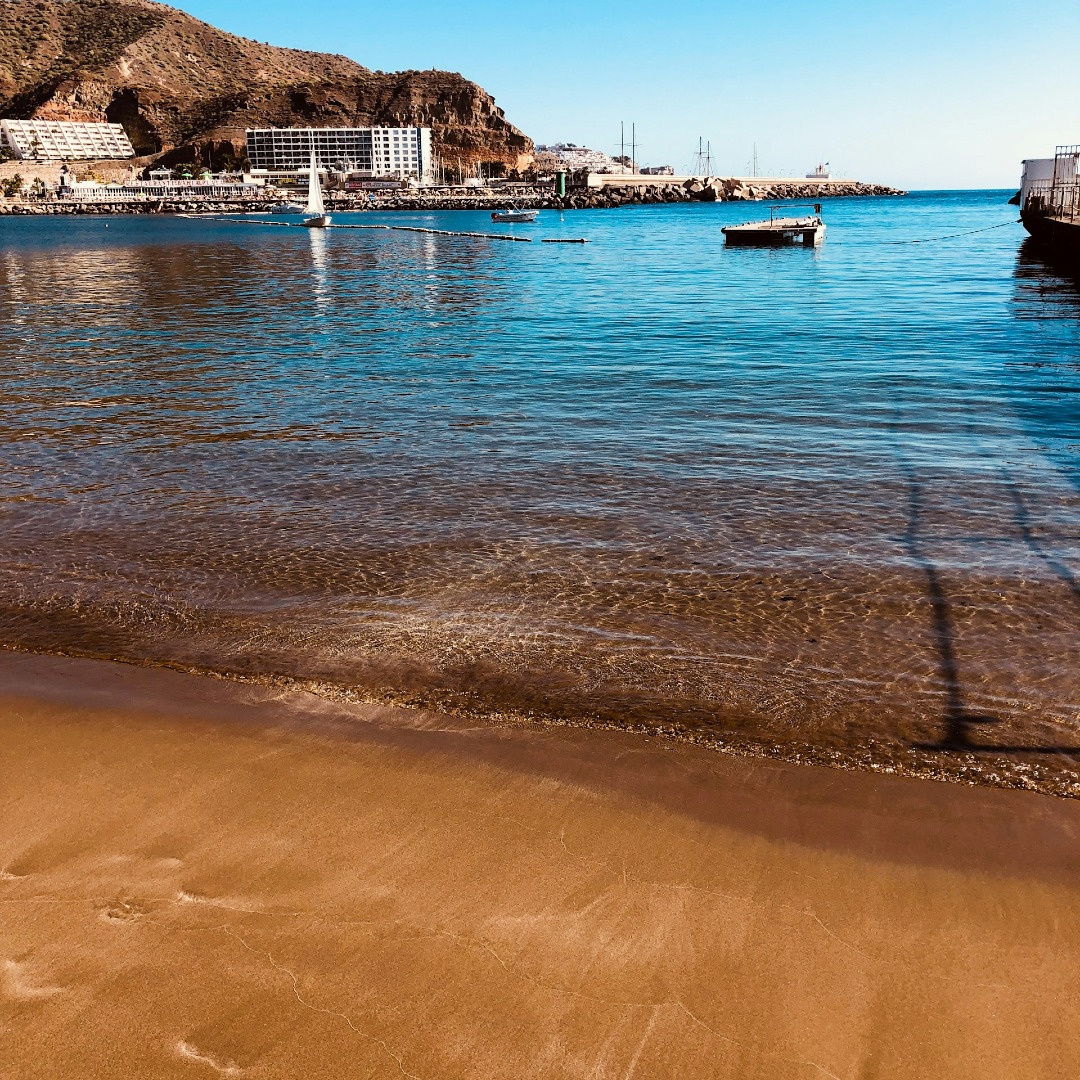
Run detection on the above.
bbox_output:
[1019,145,1079,262]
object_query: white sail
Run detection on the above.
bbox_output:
[305,151,324,216]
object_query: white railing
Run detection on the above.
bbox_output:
[1025,145,1080,221]
[1024,179,1080,222]
[57,186,262,202]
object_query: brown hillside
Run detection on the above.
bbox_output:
[0,0,532,168]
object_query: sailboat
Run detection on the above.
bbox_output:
[302,151,330,228]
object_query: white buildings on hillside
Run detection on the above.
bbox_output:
[1,119,135,161]
[536,143,632,175]
[245,127,434,183]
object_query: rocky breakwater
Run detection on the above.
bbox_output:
[0,188,559,215]
[0,178,907,217]
[550,177,905,210]
[685,176,904,201]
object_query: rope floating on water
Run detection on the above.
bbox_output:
[881,219,1021,245]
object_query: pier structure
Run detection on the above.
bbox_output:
[722,211,825,247]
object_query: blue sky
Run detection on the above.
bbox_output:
[177,0,1077,189]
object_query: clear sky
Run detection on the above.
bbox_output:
[175,0,1077,189]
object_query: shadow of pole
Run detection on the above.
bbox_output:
[883,244,1080,758]
[1003,472,1080,600]
[898,468,1000,750]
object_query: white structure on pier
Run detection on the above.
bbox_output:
[245,127,434,183]
[58,177,262,202]
[1,119,135,162]
[1020,156,1057,207]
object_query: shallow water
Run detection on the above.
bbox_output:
[2,192,1079,792]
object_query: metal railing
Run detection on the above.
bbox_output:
[768,203,823,223]
[56,186,261,203]
[1025,180,1080,222]
[1024,146,1080,221]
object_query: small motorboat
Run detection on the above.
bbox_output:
[269,201,305,214]
[491,208,539,223]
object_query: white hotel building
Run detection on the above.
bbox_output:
[245,126,434,183]
[1,119,135,161]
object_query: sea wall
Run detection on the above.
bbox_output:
[0,179,904,216]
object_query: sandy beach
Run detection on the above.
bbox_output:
[2,649,1078,1079]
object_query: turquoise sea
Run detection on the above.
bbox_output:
[2,191,1078,791]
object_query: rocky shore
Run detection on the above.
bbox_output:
[0,179,904,217]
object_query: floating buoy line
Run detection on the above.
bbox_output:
[183,214,590,244]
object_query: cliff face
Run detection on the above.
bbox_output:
[0,0,532,168]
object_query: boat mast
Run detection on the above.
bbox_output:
[692,138,714,176]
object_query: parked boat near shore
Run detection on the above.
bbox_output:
[1019,145,1080,262]
[491,208,538,223]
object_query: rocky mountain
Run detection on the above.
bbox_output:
[0,0,532,169]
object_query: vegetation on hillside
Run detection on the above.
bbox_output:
[0,1,164,110]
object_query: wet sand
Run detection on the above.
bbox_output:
[2,650,1078,1079]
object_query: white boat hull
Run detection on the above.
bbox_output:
[491,210,538,223]
[302,215,331,228]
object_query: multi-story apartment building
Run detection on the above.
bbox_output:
[245,127,434,183]
[1,119,135,161]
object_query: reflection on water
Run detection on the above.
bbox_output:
[1,194,1078,795]
[308,228,330,310]
[1015,236,1080,301]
